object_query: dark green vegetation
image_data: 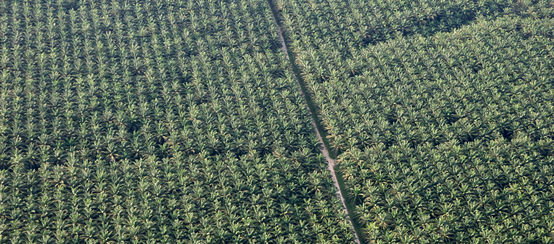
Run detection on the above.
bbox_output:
[1,0,553,242]
[0,0,355,242]
[275,0,553,242]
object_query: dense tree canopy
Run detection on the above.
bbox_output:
[276,0,553,242]
[0,0,354,242]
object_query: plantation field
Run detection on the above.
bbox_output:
[1,0,553,242]
[0,0,355,242]
[275,0,553,242]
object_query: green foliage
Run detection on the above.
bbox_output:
[277,0,554,240]
[0,0,354,242]
[275,0,551,52]
[1,0,552,242]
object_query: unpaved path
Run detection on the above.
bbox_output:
[266,1,362,243]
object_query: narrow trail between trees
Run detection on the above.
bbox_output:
[266,1,363,243]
